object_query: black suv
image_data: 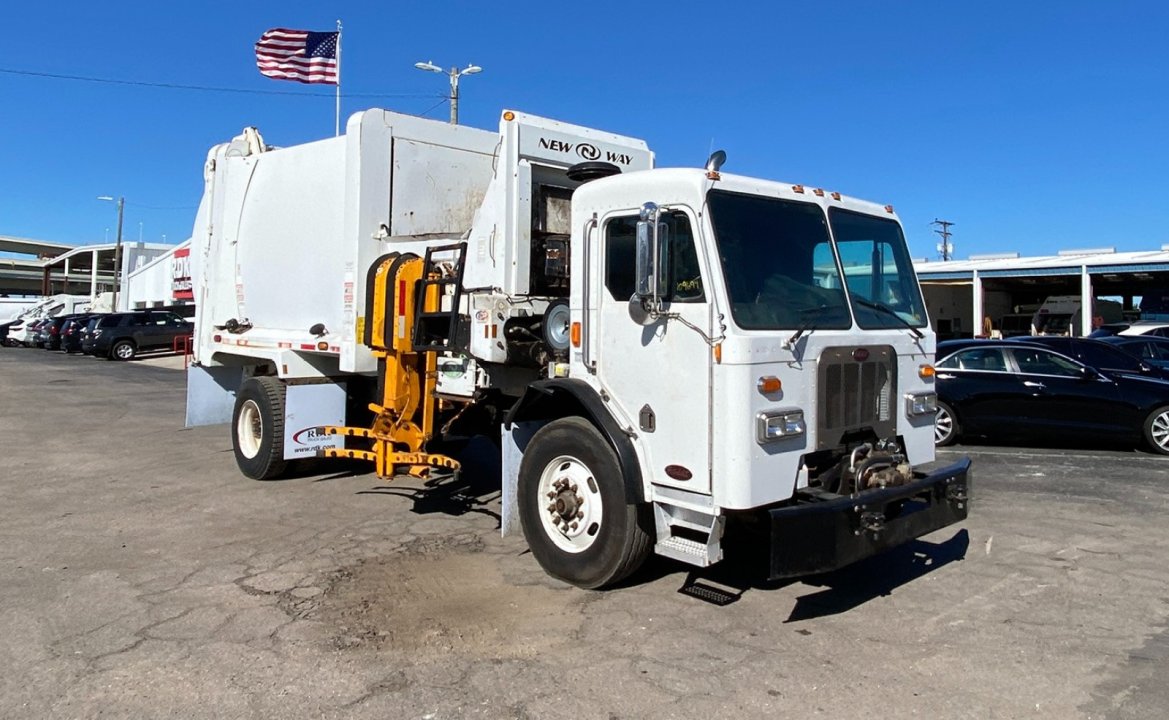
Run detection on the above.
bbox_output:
[83,310,193,360]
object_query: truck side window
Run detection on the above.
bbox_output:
[604,212,704,303]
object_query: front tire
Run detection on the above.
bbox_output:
[935,401,960,447]
[1143,406,1169,455]
[518,417,652,589]
[232,376,288,480]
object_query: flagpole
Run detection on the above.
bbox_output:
[335,19,342,137]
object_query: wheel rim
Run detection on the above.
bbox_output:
[1151,410,1169,451]
[115,343,134,359]
[935,407,954,445]
[237,400,263,459]
[537,454,604,553]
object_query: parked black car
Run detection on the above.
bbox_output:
[83,310,193,360]
[1099,335,1169,370]
[934,339,1169,455]
[1004,335,1169,380]
[37,315,74,350]
[58,314,97,353]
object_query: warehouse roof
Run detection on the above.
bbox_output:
[914,246,1169,280]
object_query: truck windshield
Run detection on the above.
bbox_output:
[707,190,851,330]
[828,208,927,329]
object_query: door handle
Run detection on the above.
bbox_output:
[1024,381,1045,389]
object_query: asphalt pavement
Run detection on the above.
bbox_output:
[2,347,1168,719]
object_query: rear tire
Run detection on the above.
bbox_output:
[935,401,960,447]
[232,376,289,480]
[518,417,652,589]
[111,340,136,361]
[1143,406,1169,455]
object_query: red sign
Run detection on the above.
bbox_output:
[172,247,193,300]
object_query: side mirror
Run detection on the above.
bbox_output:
[634,202,669,313]
[1080,365,1101,381]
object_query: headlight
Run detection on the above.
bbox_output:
[757,409,805,443]
[905,392,938,416]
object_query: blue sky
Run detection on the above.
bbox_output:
[3,1,1167,261]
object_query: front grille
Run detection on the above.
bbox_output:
[817,346,896,448]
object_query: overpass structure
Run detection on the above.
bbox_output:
[0,234,171,300]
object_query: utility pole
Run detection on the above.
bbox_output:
[932,219,955,261]
[98,196,125,310]
[414,61,482,125]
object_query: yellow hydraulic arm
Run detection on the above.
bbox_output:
[320,252,460,478]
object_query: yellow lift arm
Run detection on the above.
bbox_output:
[320,252,460,478]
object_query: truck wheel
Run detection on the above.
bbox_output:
[518,417,652,589]
[232,376,288,480]
[111,340,137,361]
[935,401,959,446]
[1143,406,1169,455]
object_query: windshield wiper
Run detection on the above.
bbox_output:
[850,295,925,339]
[786,304,833,347]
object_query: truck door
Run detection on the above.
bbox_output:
[595,209,713,494]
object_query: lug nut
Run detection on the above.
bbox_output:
[569,483,578,493]
[570,522,579,531]
[576,511,584,520]
[547,492,556,499]
[547,503,557,512]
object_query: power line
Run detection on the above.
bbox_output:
[0,67,439,100]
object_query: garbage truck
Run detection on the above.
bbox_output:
[186,108,970,589]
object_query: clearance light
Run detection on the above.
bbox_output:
[757,410,805,442]
[317,341,329,351]
[714,344,722,364]
[813,188,825,197]
[905,392,938,417]
[831,191,841,200]
[757,376,782,394]
[503,111,515,121]
[212,334,222,342]
[884,204,895,214]
[792,184,805,194]
[919,364,936,379]
[570,321,581,348]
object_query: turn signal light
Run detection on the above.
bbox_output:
[919,364,936,379]
[570,321,581,348]
[757,376,782,394]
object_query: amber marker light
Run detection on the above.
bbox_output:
[792,184,805,194]
[831,191,841,201]
[503,111,515,121]
[317,341,329,351]
[813,188,825,197]
[885,204,895,214]
[919,364,936,379]
[757,376,782,394]
[570,322,581,348]
[714,344,722,364]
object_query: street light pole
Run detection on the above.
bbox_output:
[98,196,125,310]
[414,61,482,125]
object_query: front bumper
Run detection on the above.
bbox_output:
[769,458,971,579]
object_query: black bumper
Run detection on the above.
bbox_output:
[769,458,971,579]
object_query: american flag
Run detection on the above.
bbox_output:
[255,28,339,85]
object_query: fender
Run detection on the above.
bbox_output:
[505,378,645,503]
